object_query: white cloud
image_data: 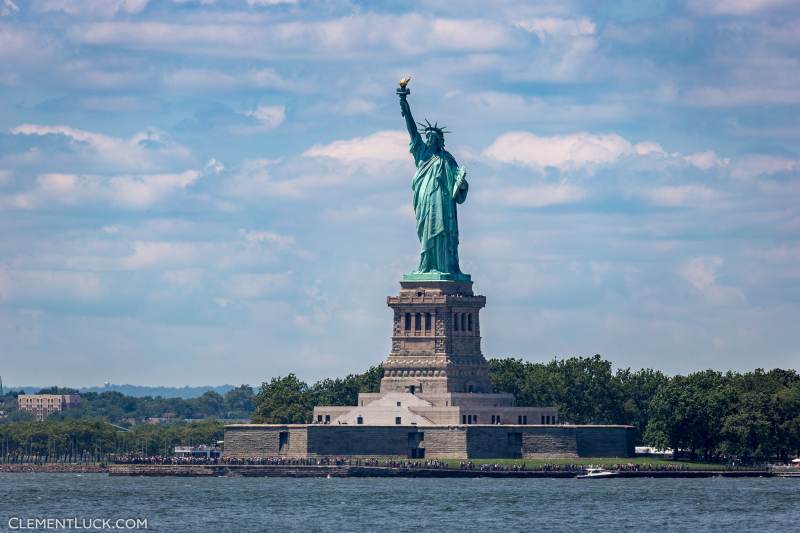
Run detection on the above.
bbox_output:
[36,0,149,16]
[109,171,200,208]
[204,158,225,174]
[0,267,103,302]
[483,183,587,208]
[245,105,285,129]
[121,242,199,270]
[684,151,729,170]
[464,91,628,123]
[640,185,722,207]
[484,131,726,174]
[484,131,659,173]
[1,0,18,16]
[515,17,596,40]
[247,0,296,5]
[303,130,407,163]
[334,99,378,116]
[68,14,514,58]
[688,0,795,15]
[512,16,598,80]
[678,256,745,304]
[240,229,295,247]
[162,68,301,92]
[731,155,799,179]
[226,272,291,299]
[10,124,191,172]
[0,25,60,69]
[685,86,800,106]
[161,269,203,287]
[0,170,200,209]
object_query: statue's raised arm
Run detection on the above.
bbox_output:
[396,77,470,282]
[397,77,421,144]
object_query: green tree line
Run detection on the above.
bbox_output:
[253,356,800,462]
[251,365,384,424]
[0,385,254,425]
[3,357,798,462]
[0,419,224,463]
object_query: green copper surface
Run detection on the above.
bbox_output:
[402,271,471,282]
[398,81,471,279]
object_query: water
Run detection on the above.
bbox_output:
[1,474,798,532]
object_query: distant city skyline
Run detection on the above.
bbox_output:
[1,0,798,386]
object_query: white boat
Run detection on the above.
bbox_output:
[577,466,618,479]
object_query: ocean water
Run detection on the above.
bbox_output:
[1,474,798,532]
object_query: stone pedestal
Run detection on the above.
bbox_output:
[313,278,559,427]
[381,280,492,395]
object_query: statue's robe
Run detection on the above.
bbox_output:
[409,135,468,274]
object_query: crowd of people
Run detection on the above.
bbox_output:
[458,461,528,472]
[110,454,754,472]
[112,454,221,465]
[221,456,350,466]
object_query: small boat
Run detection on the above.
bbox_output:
[577,466,618,479]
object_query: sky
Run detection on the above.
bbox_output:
[0,0,798,387]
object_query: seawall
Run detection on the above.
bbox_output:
[0,463,107,474]
[108,464,771,478]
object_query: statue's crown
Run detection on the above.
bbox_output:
[417,119,450,136]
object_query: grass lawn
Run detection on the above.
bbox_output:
[433,457,727,470]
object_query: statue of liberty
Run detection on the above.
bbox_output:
[397,78,470,281]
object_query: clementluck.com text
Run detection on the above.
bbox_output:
[7,518,148,530]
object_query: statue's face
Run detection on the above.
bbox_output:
[426,131,444,151]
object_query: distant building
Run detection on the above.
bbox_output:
[17,394,81,421]
[174,444,221,459]
[146,412,177,425]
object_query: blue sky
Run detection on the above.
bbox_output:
[1,0,798,387]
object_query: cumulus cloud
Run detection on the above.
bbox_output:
[678,256,745,304]
[0,267,103,302]
[731,154,799,179]
[1,0,18,16]
[685,86,800,107]
[483,131,730,175]
[0,170,200,209]
[10,124,191,172]
[225,272,292,299]
[515,17,596,40]
[162,68,302,92]
[688,0,796,15]
[684,151,729,170]
[247,0,297,5]
[204,158,225,174]
[464,91,627,123]
[121,241,199,269]
[482,183,587,208]
[68,14,514,58]
[640,185,722,207]
[36,0,149,16]
[244,105,285,129]
[303,130,408,163]
[241,229,295,247]
[484,131,662,173]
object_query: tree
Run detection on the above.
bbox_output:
[36,387,80,395]
[223,385,255,418]
[310,365,384,407]
[616,367,668,442]
[191,391,225,418]
[252,374,312,424]
[644,371,733,460]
